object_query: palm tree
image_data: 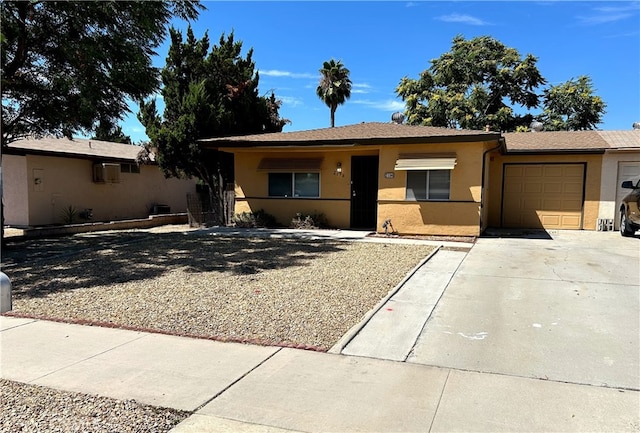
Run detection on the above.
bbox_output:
[316,59,352,127]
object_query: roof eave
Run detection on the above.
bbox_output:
[3,147,141,163]
[504,148,607,155]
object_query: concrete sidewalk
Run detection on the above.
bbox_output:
[1,316,637,432]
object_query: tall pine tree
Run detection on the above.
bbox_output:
[139,27,289,225]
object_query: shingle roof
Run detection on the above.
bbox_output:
[502,131,609,152]
[597,130,640,149]
[200,122,501,147]
[502,130,640,153]
[5,137,149,162]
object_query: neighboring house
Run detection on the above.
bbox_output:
[202,122,640,236]
[3,137,196,227]
[202,122,502,237]
[596,131,640,230]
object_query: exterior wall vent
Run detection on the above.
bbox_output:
[597,218,614,231]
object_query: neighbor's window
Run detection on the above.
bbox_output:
[268,172,320,197]
[406,170,450,200]
[93,163,121,183]
[120,163,140,174]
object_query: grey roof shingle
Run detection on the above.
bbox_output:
[502,131,609,152]
[597,130,640,149]
[5,137,149,162]
[502,130,640,152]
[200,122,501,147]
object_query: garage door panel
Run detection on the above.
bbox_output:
[540,214,561,226]
[524,166,544,177]
[564,165,585,177]
[505,165,524,177]
[543,166,564,177]
[542,199,562,210]
[562,200,582,211]
[523,198,542,210]
[561,215,582,228]
[504,183,523,193]
[503,164,584,229]
[564,182,583,194]
[524,183,543,193]
[544,182,562,193]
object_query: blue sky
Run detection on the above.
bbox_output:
[122,1,640,143]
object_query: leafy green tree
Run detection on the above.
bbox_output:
[396,35,546,131]
[537,76,606,131]
[139,27,289,225]
[0,0,202,147]
[0,0,201,247]
[316,59,352,127]
[91,119,132,144]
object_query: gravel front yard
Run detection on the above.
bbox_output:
[2,226,437,432]
[3,227,436,351]
[0,379,189,432]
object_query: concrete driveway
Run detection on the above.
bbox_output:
[407,230,639,391]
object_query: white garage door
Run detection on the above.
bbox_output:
[615,162,640,229]
[502,164,585,230]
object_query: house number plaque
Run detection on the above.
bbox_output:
[384,172,394,179]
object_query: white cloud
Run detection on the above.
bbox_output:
[279,96,304,107]
[577,12,634,25]
[352,99,405,112]
[578,2,639,25]
[436,13,490,26]
[259,69,317,79]
[352,83,372,94]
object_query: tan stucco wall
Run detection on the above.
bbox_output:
[232,148,368,227]
[486,153,603,230]
[11,154,196,226]
[376,142,491,236]
[3,154,30,226]
[229,140,497,236]
[598,151,640,228]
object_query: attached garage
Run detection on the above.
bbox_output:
[502,163,585,229]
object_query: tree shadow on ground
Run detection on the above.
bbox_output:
[4,231,345,299]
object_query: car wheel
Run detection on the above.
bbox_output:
[620,212,635,237]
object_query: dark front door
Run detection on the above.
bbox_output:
[350,155,379,229]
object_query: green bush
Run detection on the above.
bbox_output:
[232,209,278,228]
[290,212,330,229]
[60,205,78,225]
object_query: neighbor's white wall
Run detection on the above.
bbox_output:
[2,154,30,226]
[598,151,640,227]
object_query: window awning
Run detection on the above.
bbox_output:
[257,158,323,171]
[394,153,457,171]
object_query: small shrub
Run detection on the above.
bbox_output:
[60,205,78,225]
[290,212,330,230]
[232,209,278,228]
